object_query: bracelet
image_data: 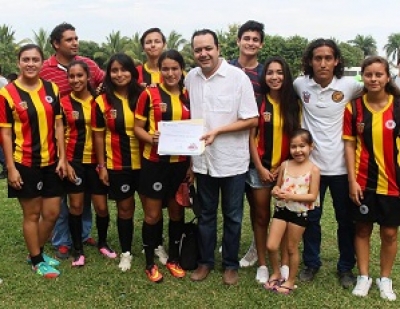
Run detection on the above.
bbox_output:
[97,164,105,169]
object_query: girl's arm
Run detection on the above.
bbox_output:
[1,127,23,189]
[55,118,67,178]
[279,165,320,203]
[134,118,157,145]
[344,139,363,205]
[271,162,285,197]
[93,130,109,186]
[249,127,274,182]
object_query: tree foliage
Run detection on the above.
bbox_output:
[0,23,396,78]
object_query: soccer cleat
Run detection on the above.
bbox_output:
[154,245,168,265]
[27,253,60,267]
[55,245,70,259]
[98,244,117,259]
[32,262,60,279]
[118,252,132,272]
[376,278,397,301]
[145,264,163,283]
[72,254,85,267]
[239,241,257,267]
[83,237,97,247]
[166,262,186,278]
[352,276,372,297]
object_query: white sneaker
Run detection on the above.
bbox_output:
[154,245,168,265]
[280,265,289,281]
[352,276,372,297]
[255,265,269,284]
[376,278,397,301]
[239,241,258,267]
[118,252,132,272]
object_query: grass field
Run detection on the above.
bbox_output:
[0,178,398,308]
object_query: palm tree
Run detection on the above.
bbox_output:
[348,34,377,58]
[0,24,28,74]
[384,33,400,64]
[31,28,53,58]
[166,30,187,51]
[94,30,130,66]
[124,32,145,65]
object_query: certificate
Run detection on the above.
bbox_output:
[157,119,205,156]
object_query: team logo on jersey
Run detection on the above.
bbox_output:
[45,96,54,104]
[109,109,117,119]
[37,181,43,191]
[263,112,271,122]
[72,111,79,119]
[19,101,28,110]
[160,102,167,113]
[357,122,365,134]
[75,177,82,186]
[385,120,396,130]
[302,91,311,103]
[153,182,162,191]
[332,91,344,103]
[120,184,130,193]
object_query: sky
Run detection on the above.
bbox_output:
[2,0,399,58]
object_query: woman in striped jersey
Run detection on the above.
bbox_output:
[92,53,143,272]
[248,56,300,286]
[0,44,66,278]
[62,60,116,267]
[135,49,192,283]
[343,56,400,300]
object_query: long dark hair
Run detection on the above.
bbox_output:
[260,56,300,136]
[103,53,142,111]
[158,49,189,107]
[67,60,96,97]
[361,56,400,96]
[302,38,344,79]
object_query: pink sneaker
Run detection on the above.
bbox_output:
[72,254,85,267]
[99,244,117,259]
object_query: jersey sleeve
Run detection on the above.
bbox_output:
[135,89,150,121]
[52,83,62,119]
[0,88,14,128]
[342,102,355,141]
[91,98,106,131]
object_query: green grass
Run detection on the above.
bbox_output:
[0,179,398,308]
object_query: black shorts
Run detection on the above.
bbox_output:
[63,162,108,195]
[273,206,308,227]
[8,162,64,198]
[108,169,141,201]
[139,158,190,200]
[352,191,400,227]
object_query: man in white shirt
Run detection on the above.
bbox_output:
[185,29,258,285]
[294,38,363,288]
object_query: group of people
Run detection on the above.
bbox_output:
[0,20,399,301]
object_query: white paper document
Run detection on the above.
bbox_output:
[157,119,205,156]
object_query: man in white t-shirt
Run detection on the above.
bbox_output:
[294,38,363,289]
[185,29,258,285]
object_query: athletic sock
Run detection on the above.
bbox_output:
[96,214,110,246]
[142,221,156,267]
[168,219,183,262]
[68,213,83,252]
[117,217,133,253]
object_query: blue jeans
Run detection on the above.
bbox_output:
[196,172,246,270]
[302,174,356,272]
[52,194,93,248]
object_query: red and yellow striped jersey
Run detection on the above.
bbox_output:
[61,93,96,164]
[343,94,400,196]
[255,94,291,172]
[92,92,141,170]
[135,84,190,163]
[0,79,62,167]
[137,63,161,85]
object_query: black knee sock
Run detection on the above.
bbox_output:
[168,219,184,262]
[96,214,110,246]
[68,213,83,252]
[40,247,44,254]
[142,221,156,268]
[117,217,133,253]
[155,217,163,247]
